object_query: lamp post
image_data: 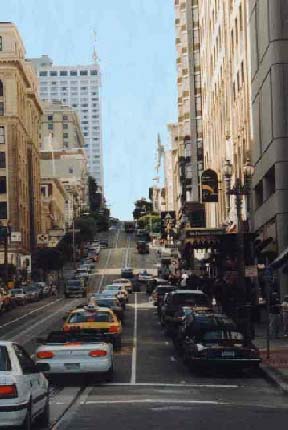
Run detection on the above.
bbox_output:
[223,159,255,338]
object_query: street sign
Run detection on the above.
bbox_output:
[245,265,258,278]
[37,234,49,245]
[11,232,22,243]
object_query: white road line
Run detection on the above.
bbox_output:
[97,383,239,388]
[0,298,62,330]
[83,399,226,406]
[97,248,113,292]
[130,293,138,385]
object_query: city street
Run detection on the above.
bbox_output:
[1,227,287,429]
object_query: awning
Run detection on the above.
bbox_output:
[270,246,288,270]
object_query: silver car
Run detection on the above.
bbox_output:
[35,331,114,381]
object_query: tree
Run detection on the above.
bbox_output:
[32,248,65,280]
[75,216,97,242]
[133,198,153,220]
[138,214,161,233]
[88,176,103,212]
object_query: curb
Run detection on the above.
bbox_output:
[260,364,288,394]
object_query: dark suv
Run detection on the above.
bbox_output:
[160,290,210,334]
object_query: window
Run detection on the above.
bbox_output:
[48,123,53,130]
[255,180,263,209]
[81,103,88,107]
[70,70,77,76]
[63,123,68,129]
[39,71,48,77]
[0,152,6,168]
[0,36,2,51]
[72,104,78,107]
[47,115,53,121]
[68,167,74,174]
[0,202,7,219]
[264,165,276,199]
[0,177,6,193]
[90,70,98,75]
[61,87,67,91]
[0,80,3,97]
[63,115,68,121]
[60,71,68,76]
[50,71,57,76]
[80,87,87,90]
[80,70,88,76]
[13,345,36,374]
[0,127,4,144]
[0,346,11,371]
[63,133,68,138]
[81,121,88,125]
[0,102,4,116]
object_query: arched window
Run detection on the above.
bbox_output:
[0,81,3,97]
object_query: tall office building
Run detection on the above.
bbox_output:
[29,55,104,192]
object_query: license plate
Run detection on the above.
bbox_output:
[64,363,80,370]
[222,351,235,358]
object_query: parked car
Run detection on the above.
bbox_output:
[9,288,28,305]
[35,331,114,381]
[0,341,49,428]
[100,240,109,249]
[34,282,50,298]
[64,279,86,298]
[146,277,169,295]
[0,288,11,312]
[181,313,261,371]
[160,290,211,334]
[24,285,40,302]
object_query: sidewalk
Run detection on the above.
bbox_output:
[254,323,288,394]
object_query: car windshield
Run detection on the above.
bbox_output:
[0,346,11,371]
[68,311,114,323]
[104,285,119,291]
[10,289,23,295]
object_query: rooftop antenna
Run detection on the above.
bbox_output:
[92,30,99,64]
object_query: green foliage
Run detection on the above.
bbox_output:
[138,214,161,232]
[32,248,65,274]
[133,198,153,220]
[75,216,97,241]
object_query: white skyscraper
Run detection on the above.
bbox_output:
[29,55,104,191]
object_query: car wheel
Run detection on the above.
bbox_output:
[37,397,49,427]
[105,364,114,382]
[115,338,122,351]
[21,402,32,430]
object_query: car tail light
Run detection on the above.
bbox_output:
[89,350,107,357]
[36,351,54,359]
[109,325,119,333]
[0,384,18,399]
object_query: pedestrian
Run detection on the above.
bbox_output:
[281,295,288,337]
[270,292,281,338]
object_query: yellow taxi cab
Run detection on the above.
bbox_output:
[63,304,122,350]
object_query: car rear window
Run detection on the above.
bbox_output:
[156,287,175,294]
[202,330,244,341]
[68,312,114,323]
[0,346,11,371]
[172,294,209,306]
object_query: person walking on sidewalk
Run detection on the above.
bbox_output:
[270,292,281,338]
[281,295,288,337]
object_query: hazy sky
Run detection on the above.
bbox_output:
[2,0,177,219]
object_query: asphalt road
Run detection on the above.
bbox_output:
[1,226,288,429]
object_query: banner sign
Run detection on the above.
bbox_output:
[201,169,218,202]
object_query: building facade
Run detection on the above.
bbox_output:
[29,55,103,192]
[40,177,66,235]
[199,0,252,228]
[249,0,288,296]
[174,0,204,225]
[0,22,42,261]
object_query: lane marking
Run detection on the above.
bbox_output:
[0,298,62,330]
[94,383,239,388]
[130,293,138,385]
[83,399,226,406]
[97,248,113,292]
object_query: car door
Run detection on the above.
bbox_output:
[13,344,46,419]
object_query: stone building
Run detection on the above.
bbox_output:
[40,177,66,235]
[174,0,205,226]
[0,22,42,260]
[199,0,252,228]
[249,0,288,296]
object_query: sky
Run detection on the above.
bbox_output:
[2,0,178,220]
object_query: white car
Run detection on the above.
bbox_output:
[112,278,133,294]
[138,270,153,282]
[102,284,128,303]
[0,341,49,428]
[35,331,114,381]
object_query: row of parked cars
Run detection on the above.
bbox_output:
[0,282,56,314]
[151,284,261,373]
